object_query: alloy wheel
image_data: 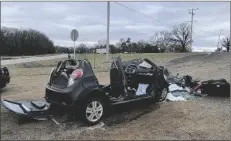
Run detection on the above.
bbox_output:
[85,101,103,123]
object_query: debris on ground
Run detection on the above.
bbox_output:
[86,122,105,131]
[166,92,187,101]
[164,72,230,102]
[201,79,230,97]
[164,74,204,102]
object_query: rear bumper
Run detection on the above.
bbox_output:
[45,85,78,106]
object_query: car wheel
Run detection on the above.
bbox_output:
[82,98,105,125]
[158,88,168,102]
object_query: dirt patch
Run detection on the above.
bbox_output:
[169,53,206,64]
[104,100,160,126]
[10,59,66,68]
[166,52,230,82]
[169,52,230,66]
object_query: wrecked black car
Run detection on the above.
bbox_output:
[0,67,10,89]
[1,56,170,125]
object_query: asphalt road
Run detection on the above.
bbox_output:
[1,54,67,65]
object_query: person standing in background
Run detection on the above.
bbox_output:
[67,48,71,59]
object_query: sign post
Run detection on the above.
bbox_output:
[94,48,96,68]
[70,29,79,60]
[106,1,110,61]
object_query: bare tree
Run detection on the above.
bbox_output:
[221,37,230,52]
[77,43,88,53]
[116,38,127,53]
[169,23,192,52]
[149,31,171,52]
[126,37,132,53]
[96,40,106,48]
[137,40,146,52]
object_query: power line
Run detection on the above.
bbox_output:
[113,2,160,23]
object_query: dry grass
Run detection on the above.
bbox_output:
[5,53,192,76]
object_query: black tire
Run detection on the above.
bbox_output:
[80,97,105,125]
[151,87,168,103]
[157,88,169,102]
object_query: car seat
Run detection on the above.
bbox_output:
[110,56,127,98]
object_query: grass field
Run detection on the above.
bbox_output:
[5,53,195,69]
[4,53,193,76]
[74,53,195,67]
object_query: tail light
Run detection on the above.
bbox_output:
[67,69,83,87]
[71,69,83,80]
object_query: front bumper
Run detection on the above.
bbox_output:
[1,99,51,120]
[1,99,29,116]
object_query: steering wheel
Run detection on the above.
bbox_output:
[125,64,137,74]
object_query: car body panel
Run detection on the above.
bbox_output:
[1,99,51,119]
[45,59,105,106]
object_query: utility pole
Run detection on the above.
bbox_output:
[85,38,87,58]
[217,29,223,51]
[189,8,198,51]
[106,1,110,61]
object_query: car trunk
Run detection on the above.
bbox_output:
[50,72,70,89]
[48,60,80,89]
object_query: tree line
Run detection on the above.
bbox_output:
[1,22,230,56]
[0,27,55,56]
[56,22,195,54]
[59,22,229,54]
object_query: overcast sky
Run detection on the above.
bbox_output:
[1,2,230,52]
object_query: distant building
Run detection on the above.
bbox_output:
[96,48,106,54]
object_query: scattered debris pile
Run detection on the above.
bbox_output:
[164,73,230,102]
